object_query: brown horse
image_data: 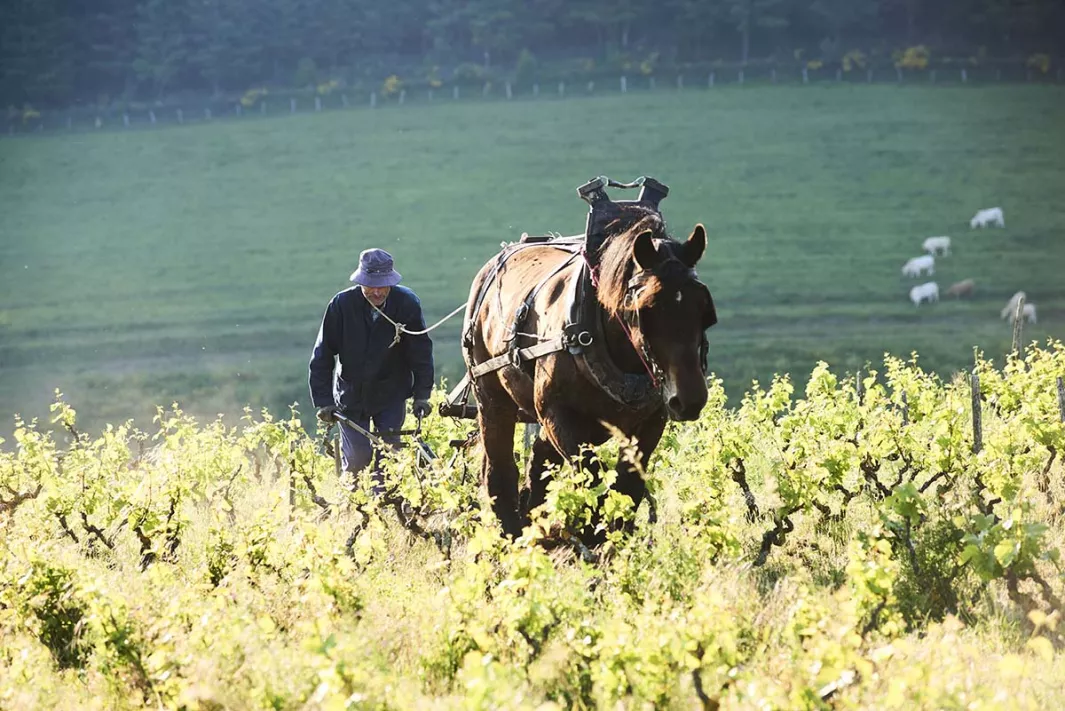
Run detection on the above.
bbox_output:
[461,206,717,543]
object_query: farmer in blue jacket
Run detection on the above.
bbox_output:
[309,248,434,493]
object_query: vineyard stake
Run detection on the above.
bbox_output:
[971,370,983,454]
[1057,376,1065,423]
[1011,294,1026,358]
[333,430,342,478]
[902,391,909,425]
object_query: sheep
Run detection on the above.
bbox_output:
[946,279,975,298]
[970,207,1005,228]
[909,281,939,306]
[902,254,935,278]
[922,236,951,256]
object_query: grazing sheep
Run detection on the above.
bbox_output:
[910,281,939,306]
[970,207,1005,228]
[922,236,951,256]
[1008,303,1037,324]
[1000,291,1027,320]
[902,254,935,278]
[946,278,975,298]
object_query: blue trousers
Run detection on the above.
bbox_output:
[339,400,406,493]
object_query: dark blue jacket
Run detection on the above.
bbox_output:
[309,286,434,416]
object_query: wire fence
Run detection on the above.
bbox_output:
[5,62,1063,137]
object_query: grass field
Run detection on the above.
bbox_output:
[1,84,1064,435]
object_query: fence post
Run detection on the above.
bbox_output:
[290,98,296,114]
[505,82,512,99]
[708,71,715,87]
[1011,294,1026,358]
[453,85,460,100]
[902,391,909,425]
[314,96,322,112]
[971,370,983,454]
[370,92,377,108]
[176,108,183,124]
[558,81,565,97]
[620,75,627,93]
[1058,377,1065,423]
[802,67,808,84]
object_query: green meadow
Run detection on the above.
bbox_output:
[1,84,1063,434]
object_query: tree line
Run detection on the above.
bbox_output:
[2,0,1062,109]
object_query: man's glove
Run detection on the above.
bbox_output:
[316,405,339,423]
[412,399,432,419]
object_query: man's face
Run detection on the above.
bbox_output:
[362,285,391,307]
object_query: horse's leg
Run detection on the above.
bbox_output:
[523,432,564,519]
[614,414,667,532]
[478,399,522,538]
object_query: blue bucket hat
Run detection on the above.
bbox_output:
[349,248,402,288]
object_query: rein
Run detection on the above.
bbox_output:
[581,248,661,388]
[369,300,467,348]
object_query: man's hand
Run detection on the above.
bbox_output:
[316,405,339,423]
[412,399,432,419]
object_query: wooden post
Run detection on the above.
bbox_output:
[314,96,322,112]
[290,98,296,113]
[620,75,627,93]
[971,370,983,454]
[856,369,865,405]
[333,431,342,479]
[177,108,183,124]
[802,67,808,84]
[902,391,909,425]
[1057,377,1065,424]
[1011,294,1026,358]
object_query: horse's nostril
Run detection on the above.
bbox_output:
[667,395,682,413]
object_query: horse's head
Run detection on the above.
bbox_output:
[599,217,717,421]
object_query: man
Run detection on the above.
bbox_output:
[309,248,434,493]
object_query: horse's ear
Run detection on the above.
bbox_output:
[633,230,660,270]
[681,224,707,268]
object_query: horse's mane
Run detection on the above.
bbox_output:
[595,208,670,318]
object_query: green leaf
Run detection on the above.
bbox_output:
[994,540,1018,568]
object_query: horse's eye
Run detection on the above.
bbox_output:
[674,292,683,303]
